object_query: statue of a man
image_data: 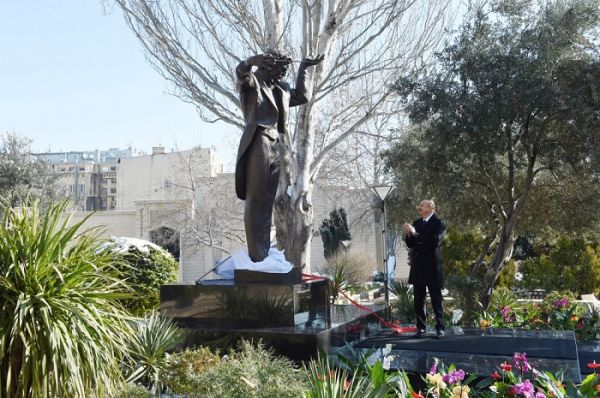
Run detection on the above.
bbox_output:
[235,51,324,262]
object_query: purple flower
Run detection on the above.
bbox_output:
[442,369,465,385]
[513,379,535,397]
[501,306,512,323]
[535,392,546,398]
[513,352,532,373]
[429,361,438,375]
[553,298,569,309]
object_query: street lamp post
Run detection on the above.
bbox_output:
[371,185,394,311]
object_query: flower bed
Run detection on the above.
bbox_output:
[480,290,600,342]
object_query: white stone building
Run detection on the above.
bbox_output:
[64,145,408,283]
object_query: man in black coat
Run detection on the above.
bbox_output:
[403,199,446,338]
[235,51,324,262]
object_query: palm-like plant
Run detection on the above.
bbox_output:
[320,253,361,304]
[389,279,414,323]
[305,354,398,398]
[0,200,135,397]
[126,312,182,395]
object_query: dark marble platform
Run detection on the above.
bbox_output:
[161,278,330,328]
[160,279,387,360]
[577,340,600,376]
[343,327,582,382]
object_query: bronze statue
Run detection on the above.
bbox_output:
[235,51,324,262]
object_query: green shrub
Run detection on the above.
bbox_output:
[446,275,482,326]
[163,347,221,395]
[114,245,179,316]
[520,235,600,296]
[166,340,307,397]
[443,229,516,289]
[0,200,135,397]
[114,383,153,398]
[443,229,487,277]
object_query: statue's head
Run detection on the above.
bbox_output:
[261,49,292,81]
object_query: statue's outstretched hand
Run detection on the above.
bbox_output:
[302,54,325,66]
[247,53,292,68]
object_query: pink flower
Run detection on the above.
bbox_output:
[429,361,438,375]
[513,379,535,397]
[442,369,466,385]
[513,352,532,373]
[501,306,512,322]
[553,298,569,309]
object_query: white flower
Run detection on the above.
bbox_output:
[382,355,395,370]
[515,272,523,281]
[382,343,392,356]
[452,309,464,325]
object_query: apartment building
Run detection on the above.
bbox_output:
[36,147,143,211]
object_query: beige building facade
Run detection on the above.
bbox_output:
[63,146,408,283]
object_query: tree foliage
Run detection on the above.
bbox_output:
[520,233,600,296]
[319,207,351,259]
[385,0,600,305]
[0,132,57,207]
[115,245,179,316]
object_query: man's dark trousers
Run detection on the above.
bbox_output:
[413,283,444,332]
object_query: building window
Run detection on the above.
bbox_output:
[150,227,180,260]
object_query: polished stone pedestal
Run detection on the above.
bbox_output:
[346,327,582,382]
[234,268,302,284]
[578,340,600,376]
[160,279,386,360]
[161,278,330,328]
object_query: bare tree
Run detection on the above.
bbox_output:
[111,0,455,269]
[163,147,246,255]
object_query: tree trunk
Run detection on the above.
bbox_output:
[275,190,313,270]
[481,227,517,309]
[274,95,315,269]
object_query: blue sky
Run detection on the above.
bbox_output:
[0,1,236,168]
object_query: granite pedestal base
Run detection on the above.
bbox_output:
[160,279,387,360]
[344,327,582,382]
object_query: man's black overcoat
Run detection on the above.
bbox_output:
[405,214,446,287]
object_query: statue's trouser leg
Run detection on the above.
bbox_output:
[244,132,280,262]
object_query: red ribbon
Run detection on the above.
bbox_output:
[302,273,325,282]
[301,273,416,334]
[338,289,416,334]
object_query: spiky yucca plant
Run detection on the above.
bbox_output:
[0,200,135,397]
[305,354,398,398]
[126,313,182,395]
